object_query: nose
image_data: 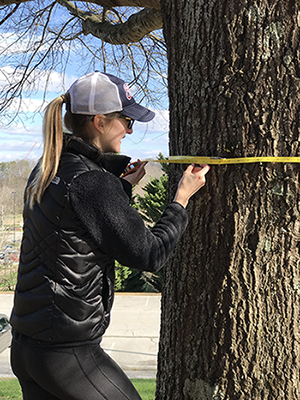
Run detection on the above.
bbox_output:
[126,127,133,135]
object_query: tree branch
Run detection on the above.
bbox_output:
[83,8,162,43]
[57,0,162,44]
[0,0,161,9]
[0,3,19,25]
[88,0,160,9]
[0,0,30,5]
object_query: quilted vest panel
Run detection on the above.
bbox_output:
[10,152,115,343]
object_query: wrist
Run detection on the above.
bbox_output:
[173,193,188,208]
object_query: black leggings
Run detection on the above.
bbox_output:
[11,334,142,400]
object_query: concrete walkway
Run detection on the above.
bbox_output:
[0,293,161,379]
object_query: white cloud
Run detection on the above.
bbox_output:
[0,32,25,55]
[0,66,78,122]
[7,98,46,114]
[0,108,170,162]
[0,121,43,161]
[120,111,169,160]
[0,108,169,162]
[0,65,77,97]
[0,40,170,161]
[0,31,72,91]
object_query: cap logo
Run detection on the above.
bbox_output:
[123,83,132,100]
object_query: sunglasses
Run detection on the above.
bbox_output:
[117,115,135,129]
[90,114,135,129]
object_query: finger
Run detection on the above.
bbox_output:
[185,164,195,173]
[139,161,147,169]
[191,164,208,173]
[199,165,210,175]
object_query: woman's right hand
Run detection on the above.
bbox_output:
[174,164,210,208]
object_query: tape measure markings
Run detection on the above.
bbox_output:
[146,156,300,165]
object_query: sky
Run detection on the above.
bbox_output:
[0,103,170,163]
[0,7,170,164]
[0,72,170,163]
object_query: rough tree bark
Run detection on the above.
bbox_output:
[157,1,300,399]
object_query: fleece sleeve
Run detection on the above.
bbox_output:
[69,169,189,272]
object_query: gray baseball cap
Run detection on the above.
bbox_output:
[67,71,155,122]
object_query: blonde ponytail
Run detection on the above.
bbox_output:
[27,93,69,207]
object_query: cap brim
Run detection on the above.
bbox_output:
[122,103,155,122]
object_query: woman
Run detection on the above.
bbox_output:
[10,71,210,400]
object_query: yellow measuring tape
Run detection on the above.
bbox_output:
[150,156,300,165]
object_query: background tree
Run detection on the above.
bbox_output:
[0,1,167,125]
[124,152,168,292]
[0,160,33,290]
[114,261,132,292]
[0,160,33,223]
[133,152,168,225]
[1,0,300,398]
[156,1,300,399]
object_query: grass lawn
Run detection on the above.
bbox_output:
[0,379,21,400]
[0,377,156,400]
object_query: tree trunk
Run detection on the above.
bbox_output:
[156,1,300,399]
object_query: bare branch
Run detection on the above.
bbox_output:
[0,3,19,26]
[57,0,162,44]
[0,0,161,8]
[0,0,31,5]
[88,0,160,9]
[83,8,162,44]
[0,1,167,125]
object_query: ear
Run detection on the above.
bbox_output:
[93,114,106,134]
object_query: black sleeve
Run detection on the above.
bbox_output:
[119,178,132,199]
[69,170,189,272]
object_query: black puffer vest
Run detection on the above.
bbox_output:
[10,139,130,344]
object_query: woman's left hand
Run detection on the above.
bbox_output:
[122,160,147,186]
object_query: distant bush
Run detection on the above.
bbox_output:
[114,153,168,293]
